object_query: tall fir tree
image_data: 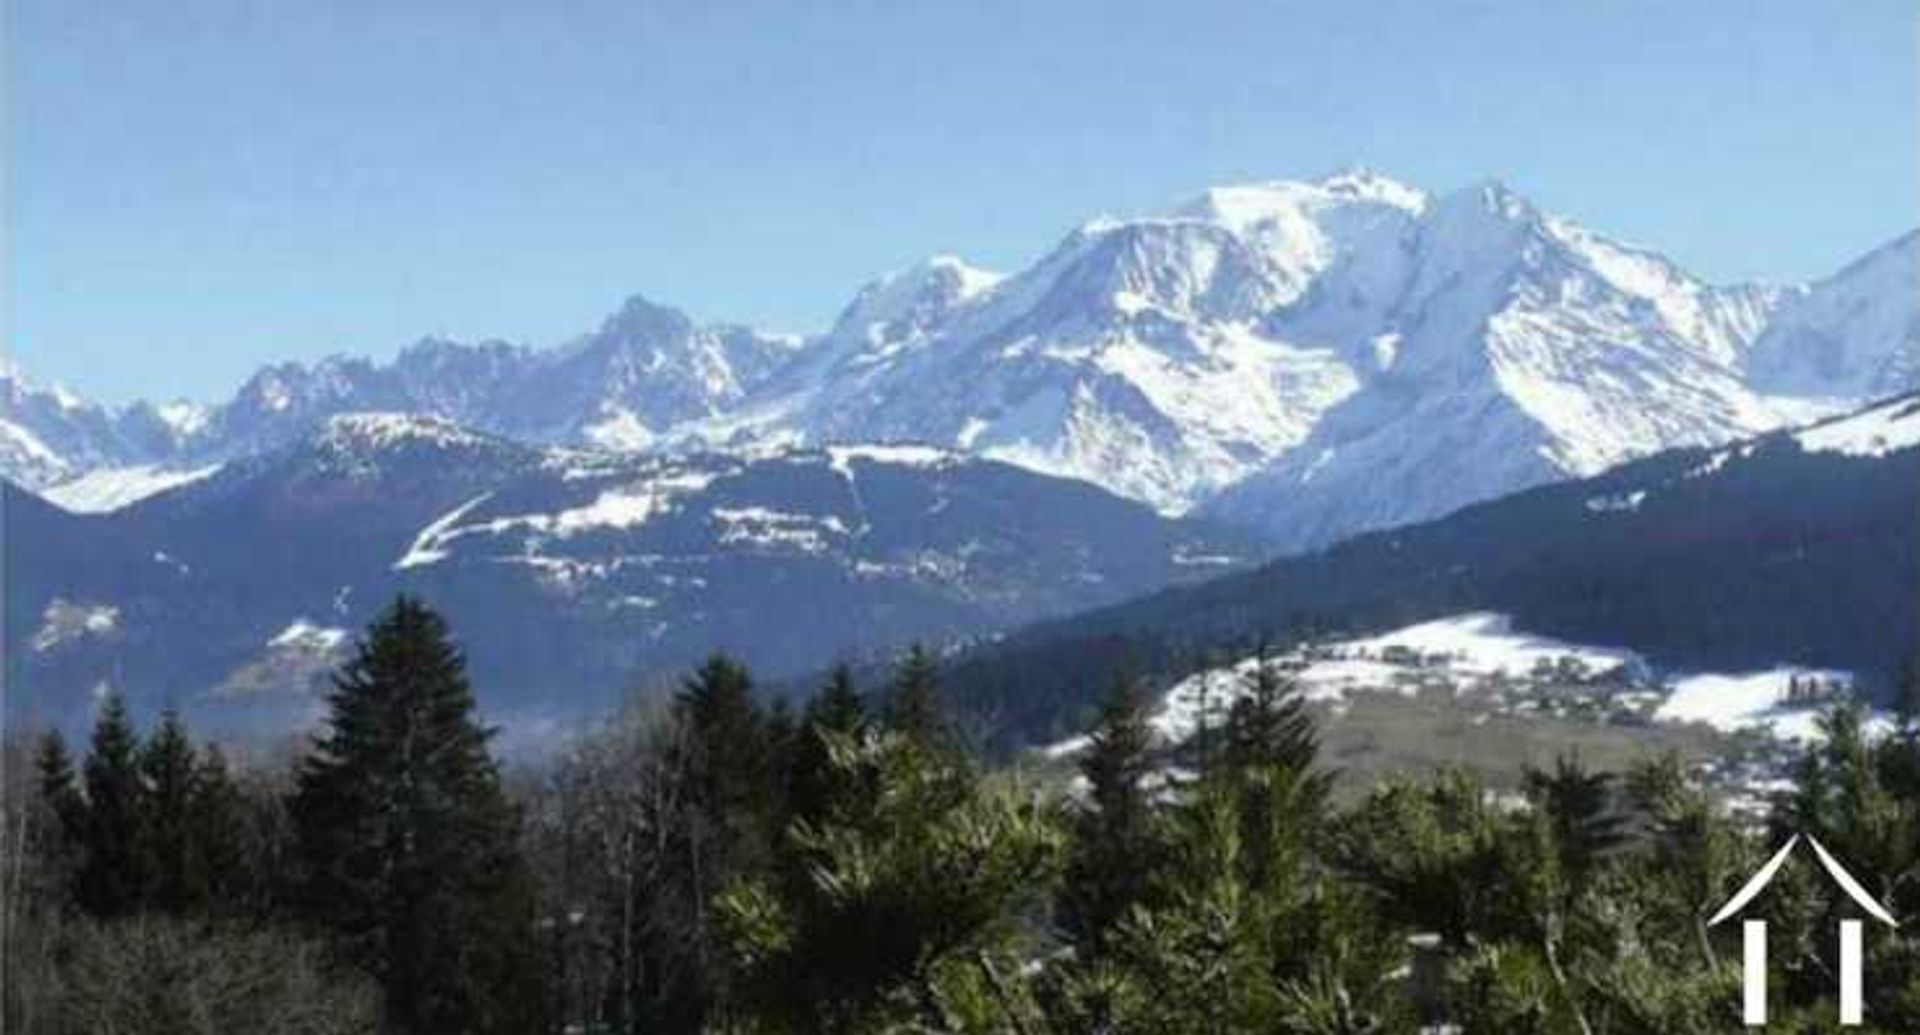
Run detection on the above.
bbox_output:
[32,729,86,904]
[664,653,777,1029]
[1220,645,1320,779]
[676,654,774,863]
[1216,647,1330,898]
[141,709,204,913]
[78,694,148,918]
[883,643,948,751]
[787,664,870,829]
[290,596,539,1035]
[191,743,253,915]
[1057,674,1164,948]
[33,729,82,827]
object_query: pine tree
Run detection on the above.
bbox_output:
[676,654,774,866]
[884,643,948,751]
[787,664,870,828]
[1522,755,1626,888]
[1057,674,1164,949]
[192,743,253,914]
[78,694,148,918]
[810,663,867,736]
[141,709,204,913]
[32,729,86,904]
[666,653,776,1028]
[33,729,82,828]
[1221,645,1320,779]
[719,728,1059,1033]
[1217,648,1330,897]
[290,596,539,1035]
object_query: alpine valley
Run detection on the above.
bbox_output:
[6,170,1915,741]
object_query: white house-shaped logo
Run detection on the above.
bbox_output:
[1707,834,1899,1027]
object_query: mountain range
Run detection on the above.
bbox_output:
[7,169,1915,743]
[3,414,1251,737]
[8,170,1915,553]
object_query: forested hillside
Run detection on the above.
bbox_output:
[12,599,1920,1033]
[933,398,1920,748]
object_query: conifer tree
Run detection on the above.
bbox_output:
[1522,755,1627,889]
[1217,648,1330,897]
[141,709,204,913]
[33,729,82,828]
[192,743,253,913]
[884,643,948,751]
[720,727,1058,1032]
[1057,674,1163,948]
[78,694,148,917]
[290,596,539,1035]
[787,664,870,828]
[32,729,86,903]
[810,663,867,735]
[1221,646,1320,779]
[661,653,777,1029]
[676,654,775,869]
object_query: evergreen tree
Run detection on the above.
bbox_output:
[33,729,82,830]
[787,664,870,829]
[192,743,254,914]
[290,596,539,1035]
[1057,674,1163,948]
[884,643,949,751]
[141,709,204,913]
[1221,646,1320,779]
[1522,755,1626,889]
[662,653,778,1029]
[809,663,867,735]
[78,694,148,918]
[719,728,1059,1033]
[1218,648,1330,896]
[32,729,86,904]
[676,653,775,872]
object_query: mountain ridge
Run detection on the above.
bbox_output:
[3,410,1257,736]
[7,170,1913,550]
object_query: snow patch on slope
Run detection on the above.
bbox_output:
[31,599,120,652]
[394,493,496,570]
[1148,613,1641,744]
[1050,612,1877,757]
[268,619,350,652]
[1657,670,1870,743]
[1793,395,1920,458]
[41,463,223,513]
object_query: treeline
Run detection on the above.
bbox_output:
[12,597,1920,1033]
[8,599,532,1034]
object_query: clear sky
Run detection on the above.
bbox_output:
[7,0,1916,404]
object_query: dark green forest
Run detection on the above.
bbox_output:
[926,439,1920,751]
[10,598,1920,1034]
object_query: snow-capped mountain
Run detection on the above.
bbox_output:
[0,361,199,488]
[725,171,1427,511]
[4,413,1255,733]
[1202,181,1818,549]
[1745,231,1919,403]
[10,170,1914,553]
[192,296,804,461]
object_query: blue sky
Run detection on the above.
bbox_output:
[7,0,1915,404]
